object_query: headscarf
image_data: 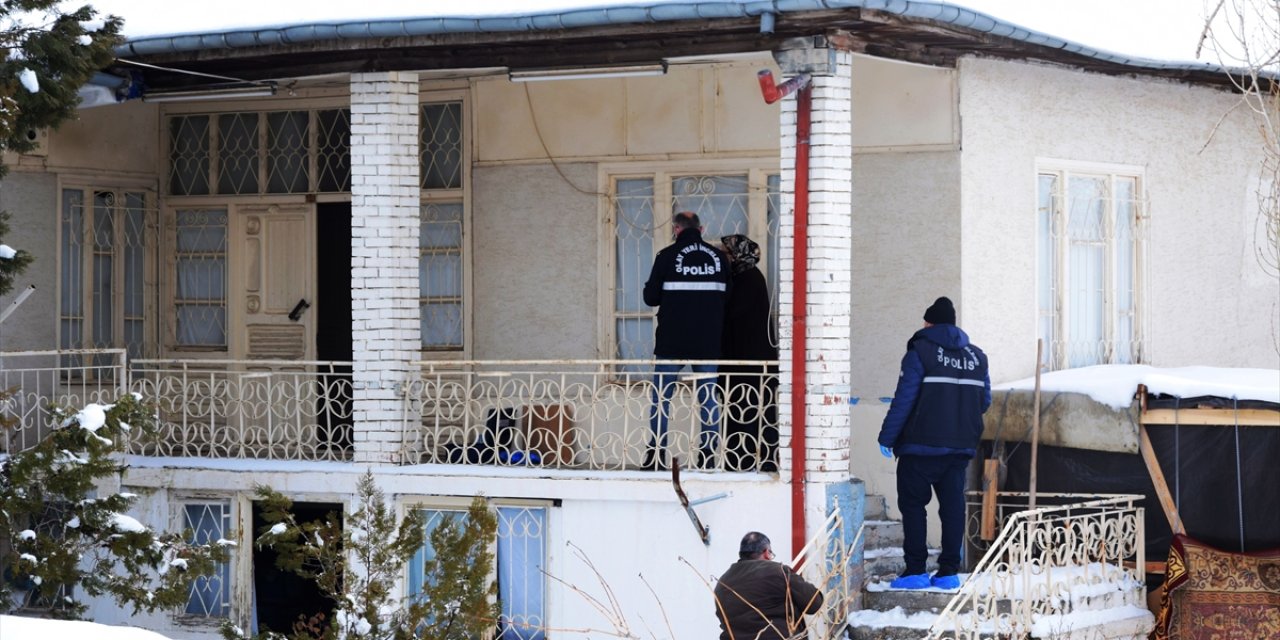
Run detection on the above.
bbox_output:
[720,234,760,275]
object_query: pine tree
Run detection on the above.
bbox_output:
[225,474,498,640]
[0,394,228,619]
[0,0,123,174]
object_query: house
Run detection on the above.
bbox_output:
[0,0,1275,637]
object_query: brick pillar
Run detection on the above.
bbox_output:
[349,72,421,464]
[775,48,854,542]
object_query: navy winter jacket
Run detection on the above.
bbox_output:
[877,324,991,457]
[643,228,731,358]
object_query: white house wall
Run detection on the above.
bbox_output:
[92,463,787,639]
[958,56,1279,381]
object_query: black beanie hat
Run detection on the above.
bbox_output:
[923,296,956,325]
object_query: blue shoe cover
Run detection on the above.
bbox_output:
[930,573,961,590]
[889,573,931,590]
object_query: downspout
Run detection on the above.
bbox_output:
[758,69,812,560]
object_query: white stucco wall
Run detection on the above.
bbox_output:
[958,57,1280,382]
[94,464,788,639]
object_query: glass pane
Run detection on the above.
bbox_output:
[184,503,231,617]
[169,116,210,196]
[421,102,463,190]
[91,192,114,350]
[420,202,463,248]
[60,189,84,321]
[408,510,465,598]
[671,175,750,240]
[615,317,654,370]
[124,194,146,316]
[316,109,351,192]
[175,209,227,347]
[177,305,226,346]
[1065,176,1106,367]
[614,178,654,315]
[419,254,461,298]
[267,111,309,193]
[497,507,546,640]
[218,113,259,195]
[422,302,462,349]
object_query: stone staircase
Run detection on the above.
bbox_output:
[846,495,1155,640]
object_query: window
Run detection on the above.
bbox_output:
[182,501,233,619]
[59,187,152,363]
[167,109,351,196]
[173,209,228,348]
[420,100,468,351]
[1037,167,1145,369]
[408,504,547,640]
[610,168,780,364]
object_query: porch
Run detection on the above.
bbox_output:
[0,349,780,473]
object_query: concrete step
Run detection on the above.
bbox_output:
[862,588,956,614]
[864,494,889,520]
[863,518,903,548]
[862,546,939,580]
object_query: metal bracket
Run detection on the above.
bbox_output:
[671,461,731,546]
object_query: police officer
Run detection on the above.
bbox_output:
[877,296,991,590]
[642,211,731,470]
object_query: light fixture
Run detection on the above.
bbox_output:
[509,63,668,83]
[143,82,278,103]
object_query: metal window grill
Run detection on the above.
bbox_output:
[420,202,464,350]
[174,209,228,347]
[420,102,463,190]
[184,502,232,618]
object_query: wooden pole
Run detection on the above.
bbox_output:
[980,458,999,540]
[1029,339,1043,511]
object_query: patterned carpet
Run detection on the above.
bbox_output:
[1152,534,1280,639]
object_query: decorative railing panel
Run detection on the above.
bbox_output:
[926,492,1146,639]
[403,360,778,472]
[128,359,353,461]
[792,511,861,640]
[0,350,127,454]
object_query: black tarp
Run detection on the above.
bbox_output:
[987,422,1280,562]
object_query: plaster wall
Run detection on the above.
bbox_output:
[94,463,788,639]
[46,100,160,176]
[958,57,1280,382]
[0,172,58,351]
[470,163,600,359]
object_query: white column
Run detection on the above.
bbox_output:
[776,51,855,536]
[349,72,421,464]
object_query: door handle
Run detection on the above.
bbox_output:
[288,298,311,321]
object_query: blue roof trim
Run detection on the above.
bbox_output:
[115,0,1222,76]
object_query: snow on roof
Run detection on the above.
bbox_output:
[994,365,1280,410]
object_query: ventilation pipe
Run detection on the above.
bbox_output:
[758,68,813,560]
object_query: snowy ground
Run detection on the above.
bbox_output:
[0,615,174,639]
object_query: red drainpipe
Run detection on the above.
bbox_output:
[758,70,813,560]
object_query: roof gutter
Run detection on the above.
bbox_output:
[115,0,1224,79]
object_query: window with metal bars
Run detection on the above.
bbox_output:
[59,187,152,367]
[166,109,351,196]
[1037,167,1146,370]
[182,501,233,619]
[610,170,780,368]
[407,504,547,640]
[420,100,467,351]
[172,209,228,348]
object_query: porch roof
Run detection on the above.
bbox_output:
[110,0,1244,93]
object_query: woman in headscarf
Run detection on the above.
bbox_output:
[719,234,778,472]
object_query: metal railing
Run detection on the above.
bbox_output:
[127,359,354,461]
[402,360,778,472]
[925,492,1146,639]
[0,349,128,454]
[792,510,862,640]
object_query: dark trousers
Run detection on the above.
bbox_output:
[896,454,969,576]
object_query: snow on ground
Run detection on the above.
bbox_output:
[0,615,174,640]
[995,365,1280,410]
